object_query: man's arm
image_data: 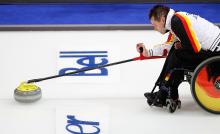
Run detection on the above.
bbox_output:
[171,12,201,53]
[147,32,177,56]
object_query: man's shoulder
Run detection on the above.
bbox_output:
[170,11,191,25]
[170,12,182,26]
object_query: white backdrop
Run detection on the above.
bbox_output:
[0,30,191,99]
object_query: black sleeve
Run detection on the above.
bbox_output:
[171,14,197,53]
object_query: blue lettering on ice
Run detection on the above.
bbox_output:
[66,115,100,134]
[59,51,108,76]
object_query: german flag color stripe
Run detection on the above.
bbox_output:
[175,13,201,53]
[166,32,174,44]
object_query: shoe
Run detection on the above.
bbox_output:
[144,89,168,107]
[153,89,168,107]
[144,92,157,106]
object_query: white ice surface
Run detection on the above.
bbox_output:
[0,95,220,134]
[0,30,220,134]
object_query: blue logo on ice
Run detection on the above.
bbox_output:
[59,51,108,76]
[66,115,100,134]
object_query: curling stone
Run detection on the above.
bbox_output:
[14,82,42,103]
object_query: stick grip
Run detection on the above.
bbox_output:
[139,47,143,53]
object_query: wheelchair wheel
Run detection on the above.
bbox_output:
[191,56,220,114]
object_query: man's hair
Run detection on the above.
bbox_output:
[149,5,170,21]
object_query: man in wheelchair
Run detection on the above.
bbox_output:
[136,5,220,112]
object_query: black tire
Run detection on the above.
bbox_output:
[191,56,220,114]
[166,99,177,113]
[177,100,181,109]
[168,103,176,113]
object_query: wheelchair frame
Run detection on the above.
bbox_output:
[148,56,220,114]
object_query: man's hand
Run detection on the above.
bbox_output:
[136,43,149,57]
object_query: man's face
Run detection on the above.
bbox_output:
[150,16,166,34]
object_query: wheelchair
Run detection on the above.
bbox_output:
[146,56,220,114]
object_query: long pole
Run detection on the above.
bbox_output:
[27,50,166,83]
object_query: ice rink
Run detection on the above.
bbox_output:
[1,30,220,134]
